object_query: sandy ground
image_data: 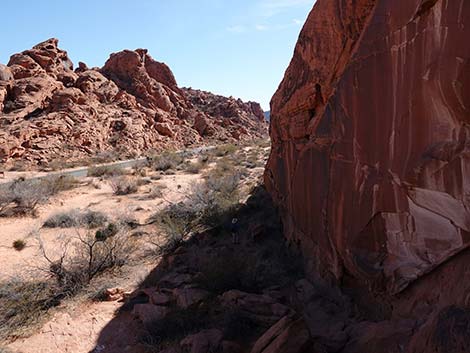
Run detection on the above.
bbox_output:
[0,171,201,281]
[1,144,270,353]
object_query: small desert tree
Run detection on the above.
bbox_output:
[38,224,135,296]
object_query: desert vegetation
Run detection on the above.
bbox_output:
[0,175,78,217]
[0,139,272,349]
[43,210,108,229]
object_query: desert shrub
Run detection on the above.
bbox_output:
[39,227,135,296]
[147,184,167,199]
[91,151,120,164]
[253,138,271,149]
[8,179,51,215]
[148,151,184,172]
[43,210,78,228]
[206,157,236,179]
[8,160,28,172]
[149,172,241,254]
[43,210,108,229]
[44,175,79,194]
[87,165,124,178]
[198,153,211,164]
[150,203,197,253]
[109,176,139,195]
[80,210,109,228]
[244,151,264,169]
[185,161,205,174]
[12,239,26,251]
[0,280,58,340]
[94,223,119,241]
[195,173,241,225]
[0,176,77,217]
[213,143,237,157]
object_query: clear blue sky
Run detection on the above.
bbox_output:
[0,0,315,110]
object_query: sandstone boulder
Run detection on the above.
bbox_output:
[180,329,223,353]
[0,64,13,81]
[221,290,293,326]
[251,316,310,353]
[132,303,169,325]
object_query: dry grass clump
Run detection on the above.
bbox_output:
[253,138,271,149]
[7,160,29,172]
[213,143,238,157]
[147,184,167,199]
[244,150,265,169]
[87,165,125,178]
[43,209,108,229]
[109,176,139,195]
[0,175,78,217]
[0,280,58,341]
[204,157,236,179]
[185,160,206,174]
[148,151,184,172]
[90,151,120,164]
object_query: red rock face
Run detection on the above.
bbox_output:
[266,0,470,350]
[0,39,267,166]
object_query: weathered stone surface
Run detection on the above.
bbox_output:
[266,0,470,351]
[221,290,293,326]
[180,329,223,353]
[266,0,470,295]
[251,315,310,353]
[132,303,169,325]
[172,287,209,309]
[0,39,267,167]
[0,64,13,81]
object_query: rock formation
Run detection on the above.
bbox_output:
[0,39,267,167]
[266,0,470,351]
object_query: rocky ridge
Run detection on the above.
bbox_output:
[266,0,470,352]
[0,39,267,167]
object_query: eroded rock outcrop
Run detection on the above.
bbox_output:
[266,0,470,351]
[0,39,267,167]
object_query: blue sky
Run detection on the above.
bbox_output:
[0,0,314,110]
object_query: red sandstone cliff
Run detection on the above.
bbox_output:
[266,0,470,351]
[0,39,267,167]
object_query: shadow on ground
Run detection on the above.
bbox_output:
[90,184,306,353]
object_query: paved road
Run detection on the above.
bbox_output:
[0,146,214,186]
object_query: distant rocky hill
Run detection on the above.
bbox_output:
[0,39,267,167]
